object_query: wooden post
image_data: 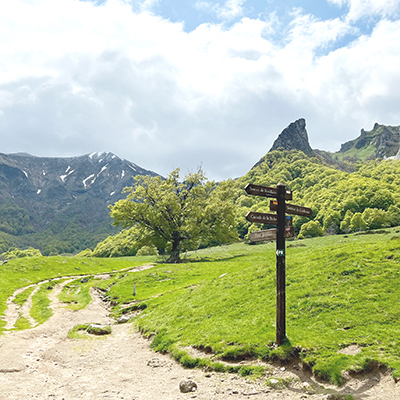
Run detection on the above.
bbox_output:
[276,183,286,345]
[244,182,312,346]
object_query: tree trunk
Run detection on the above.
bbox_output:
[168,234,181,263]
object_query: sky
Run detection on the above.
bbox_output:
[1,0,400,181]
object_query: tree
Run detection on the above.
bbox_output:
[349,213,367,232]
[109,168,238,263]
[362,208,389,230]
[387,205,400,227]
[298,220,324,239]
[340,210,353,233]
[323,210,341,234]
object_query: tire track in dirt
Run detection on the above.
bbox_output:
[1,264,154,331]
[19,285,41,328]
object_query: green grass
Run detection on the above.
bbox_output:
[58,277,92,310]
[334,144,376,162]
[68,323,111,339]
[0,255,157,333]
[30,279,61,324]
[2,235,400,385]
[13,315,31,330]
[13,285,36,307]
[97,229,400,384]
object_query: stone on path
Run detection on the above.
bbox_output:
[179,380,197,393]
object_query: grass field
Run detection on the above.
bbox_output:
[1,230,400,385]
[0,256,157,332]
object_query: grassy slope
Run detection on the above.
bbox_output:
[102,230,400,384]
[333,144,376,162]
[0,255,157,333]
[1,232,400,384]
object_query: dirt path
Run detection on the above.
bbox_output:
[0,278,399,400]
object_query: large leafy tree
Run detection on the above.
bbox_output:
[109,168,238,263]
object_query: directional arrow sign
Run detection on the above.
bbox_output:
[250,229,276,242]
[245,184,292,200]
[270,200,312,217]
[246,211,292,226]
[249,227,294,242]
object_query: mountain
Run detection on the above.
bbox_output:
[269,118,314,156]
[0,152,160,254]
[337,123,400,161]
[2,118,400,255]
[266,119,400,168]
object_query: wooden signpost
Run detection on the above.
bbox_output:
[245,184,292,200]
[269,200,312,217]
[245,211,292,226]
[245,183,312,345]
[249,227,294,242]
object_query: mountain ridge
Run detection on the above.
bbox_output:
[269,118,314,156]
[265,118,400,167]
[0,152,160,254]
[1,118,399,254]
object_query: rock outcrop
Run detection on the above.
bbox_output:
[339,123,400,159]
[269,118,314,156]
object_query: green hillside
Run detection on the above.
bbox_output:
[2,230,400,387]
[98,231,400,384]
[334,123,400,162]
[87,149,400,258]
[235,150,400,239]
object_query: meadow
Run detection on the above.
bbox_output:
[1,229,400,385]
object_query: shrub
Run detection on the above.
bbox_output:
[298,221,324,239]
[1,247,42,259]
[362,208,389,230]
[136,245,159,256]
[349,213,367,232]
[76,248,93,257]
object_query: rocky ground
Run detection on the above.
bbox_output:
[0,276,399,400]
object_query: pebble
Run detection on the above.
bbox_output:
[179,380,198,393]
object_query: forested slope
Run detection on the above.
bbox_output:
[235,150,400,238]
[90,149,400,258]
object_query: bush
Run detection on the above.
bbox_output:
[362,208,389,230]
[93,227,141,257]
[1,247,42,259]
[136,245,159,256]
[349,213,367,232]
[298,221,324,239]
[340,210,353,233]
[76,248,93,257]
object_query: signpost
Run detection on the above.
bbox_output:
[269,201,312,217]
[245,211,292,226]
[244,183,312,345]
[249,227,294,242]
[245,184,292,200]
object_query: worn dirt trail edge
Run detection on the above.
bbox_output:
[0,274,399,399]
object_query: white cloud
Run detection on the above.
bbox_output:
[315,18,400,108]
[195,0,245,20]
[328,0,400,21]
[0,0,400,179]
[137,0,160,12]
[218,0,246,19]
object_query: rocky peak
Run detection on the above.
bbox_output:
[269,118,314,156]
[339,123,400,159]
